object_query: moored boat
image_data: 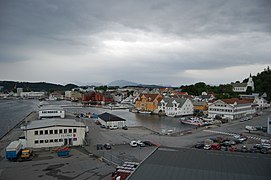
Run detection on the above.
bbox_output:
[180,117,204,126]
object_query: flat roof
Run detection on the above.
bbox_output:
[25,119,85,130]
[98,112,126,122]
[128,147,271,180]
[39,105,64,111]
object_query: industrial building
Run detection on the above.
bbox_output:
[98,112,126,129]
[38,105,65,119]
[22,119,87,148]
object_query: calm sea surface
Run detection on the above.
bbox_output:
[0,100,193,138]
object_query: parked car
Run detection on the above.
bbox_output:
[137,140,146,147]
[229,146,237,152]
[142,141,155,146]
[260,148,269,154]
[130,141,138,147]
[100,125,106,128]
[249,147,258,153]
[195,142,204,149]
[241,145,248,153]
[220,146,228,151]
[104,143,112,150]
[211,143,221,150]
[204,144,211,150]
[97,144,103,150]
[122,126,128,130]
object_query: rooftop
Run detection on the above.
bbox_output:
[128,147,271,180]
[24,119,85,130]
[98,112,126,122]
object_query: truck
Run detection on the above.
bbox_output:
[21,149,33,160]
[6,141,22,161]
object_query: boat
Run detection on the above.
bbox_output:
[138,111,152,114]
[180,117,204,126]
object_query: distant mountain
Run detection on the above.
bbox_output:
[107,80,139,87]
[0,81,78,92]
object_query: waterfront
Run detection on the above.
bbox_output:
[0,100,193,139]
[0,99,39,138]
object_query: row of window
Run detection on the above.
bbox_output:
[215,104,227,107]
[209,108,233,112]
[41,111,62,114]
[34,128,77,135]
[34,138,77,144]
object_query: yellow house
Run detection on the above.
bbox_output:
[135,94,163,112]
[193,101,208,114]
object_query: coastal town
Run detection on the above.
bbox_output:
[0,72,271,180]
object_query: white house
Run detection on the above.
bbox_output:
[98,112,126,129]
[208,98,256,120]
[22,119,87,148]
[158,97,194,117]
[39,105,65,119]
[20,91,45,98]
[240,94,270,110]
[232,74,255,93]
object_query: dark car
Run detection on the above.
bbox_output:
[195,142,204,149]
[260,148,269,154]
[97,144,103,150]
[220,146,228,151]
[122,126,128,130]
[143,141,155,146]
[100,125,106,128]
[104,143,112,150]
[249,147,258,153]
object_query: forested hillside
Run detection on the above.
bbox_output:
[0,81,78,92]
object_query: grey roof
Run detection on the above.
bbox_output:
[25,119,85,130]
[232,83,247,87]
[98,112,126,122]
[128,147,271,180]
[192,100,207,106]
[160,97,187,107]
[39,105,64,111]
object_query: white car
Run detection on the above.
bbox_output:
[130,141,138,147]
[204,144,211,150]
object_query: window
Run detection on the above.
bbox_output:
[49,139,53,143]
[73,138,77,141]
[34,131,38,135]
[34,140,39,144]
[40,140,44,143]
[45,130,48,134]
[64,129,67,133]
[50,130,53,134]
[59,139,63,142]
[59,129,63,134]
[54,130,58,134]
[69,129,72,133]
[40,130,43,135]
[45,140,48,143]
[73,129,77,133]
[54,139,58,142]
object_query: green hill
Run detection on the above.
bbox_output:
[0,81,78,92]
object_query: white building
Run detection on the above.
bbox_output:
[158,97,194,117]
[98,112,126,129]
[20,91,45,98]
[22,119,86,148]
[39,105,65,119]
[232,74,255,93]
[240,94,270,110]
[208,98,256,120]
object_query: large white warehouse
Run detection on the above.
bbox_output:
[23,119,87,148]
[38,105,65,119]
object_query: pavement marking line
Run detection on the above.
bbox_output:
[203,130,262,141]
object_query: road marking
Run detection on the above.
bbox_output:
[203,130,262,141]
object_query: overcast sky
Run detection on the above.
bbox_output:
[0,0,270,86]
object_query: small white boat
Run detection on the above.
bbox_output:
[138,111,152,114]
[180,117,204,126]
